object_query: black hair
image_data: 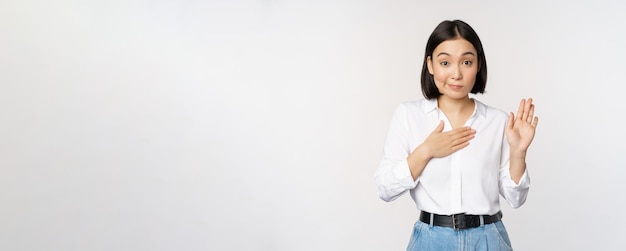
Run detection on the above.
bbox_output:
[420,20,488,99]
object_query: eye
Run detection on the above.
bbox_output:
[463,60,472,65]
[440,61,448,66]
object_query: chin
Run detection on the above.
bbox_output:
[442,92,470,100]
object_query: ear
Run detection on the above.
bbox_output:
[427,56,434,75]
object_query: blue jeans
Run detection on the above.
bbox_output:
[406,220,513,251]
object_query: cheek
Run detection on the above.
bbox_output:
[432,68,448,84]
[464,68,478,81]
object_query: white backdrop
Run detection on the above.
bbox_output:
[1,1,625,250]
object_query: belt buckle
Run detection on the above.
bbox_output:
[452,213,465,230]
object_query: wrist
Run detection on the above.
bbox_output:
[413,145,433,160]
[509,148,527,160]
[407,145,432,180]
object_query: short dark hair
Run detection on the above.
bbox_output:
[420,20,488,99]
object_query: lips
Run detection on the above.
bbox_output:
[447,84,463,90]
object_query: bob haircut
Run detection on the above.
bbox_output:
[421,20,488,100]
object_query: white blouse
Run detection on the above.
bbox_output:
[375,98,530,215]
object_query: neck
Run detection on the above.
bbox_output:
[437,96,474,114]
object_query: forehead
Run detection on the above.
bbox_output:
[433,38,477,56]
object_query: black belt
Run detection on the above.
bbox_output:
[419,211,503,230]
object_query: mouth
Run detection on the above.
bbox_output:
[447,84,463,90]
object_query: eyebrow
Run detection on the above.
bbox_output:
[436,52,476,57]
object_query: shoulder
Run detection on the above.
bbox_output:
[386,99,435,130]
[474,99,509,122]
[474,99,509,121]
[396,99,436,114]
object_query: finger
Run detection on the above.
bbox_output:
[515,99,525,121]
[433,120,444,133]
[450,141,471,152]
[523,98,533,122]
[449,129,475,142]
[448,127,476,145]
[527,103,535,123]
[447,127,475,140]
[507,112,515,130]
[451,131,475,146]
[532,116,539,128]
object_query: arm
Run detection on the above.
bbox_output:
[407,120,475,180]
[498,136,531,208]
[375,105,476,202]
[375,105,416,202]
[506,98,539,183]
[500,98,538,208]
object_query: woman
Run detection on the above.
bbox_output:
[375,20,538,250]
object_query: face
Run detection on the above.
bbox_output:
[427,38,479,100]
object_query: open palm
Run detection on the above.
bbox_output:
[505,98,539,152]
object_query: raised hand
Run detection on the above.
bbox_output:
[421,120,476,158]
[505,98,539,152]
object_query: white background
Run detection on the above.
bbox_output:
[1,1,625,250]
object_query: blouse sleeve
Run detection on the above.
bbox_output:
[375,104,419,202]
[498,135,531,208]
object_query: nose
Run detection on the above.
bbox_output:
[451,65,462,80]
